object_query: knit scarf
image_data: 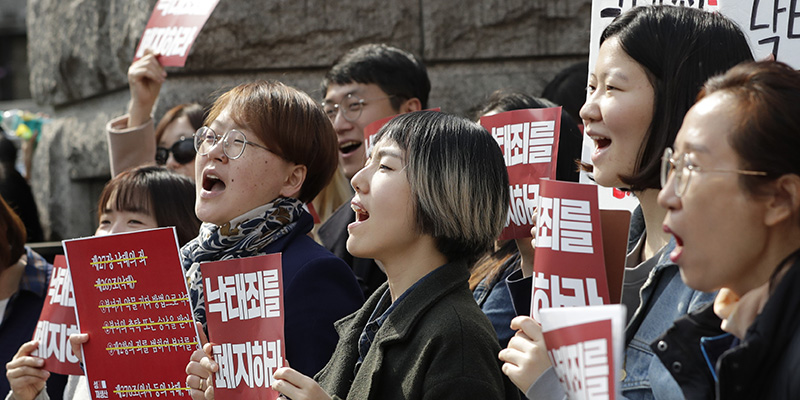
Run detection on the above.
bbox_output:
[180,197,304,327]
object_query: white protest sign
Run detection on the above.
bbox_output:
[718,0,800,66]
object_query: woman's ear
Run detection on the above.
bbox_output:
[764,174,800,227]
[399,98,423,113]
[280,164,307,199]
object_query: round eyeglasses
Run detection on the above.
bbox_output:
[321,94,395,122]
[193,127,270,160]
[660,147,768,198]
[156,136,196,165]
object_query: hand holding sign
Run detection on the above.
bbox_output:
[186,322,216,400]
[271,366,332,400]
[498,316,553,394]
[127,49,167,127]
[6,340,50,400]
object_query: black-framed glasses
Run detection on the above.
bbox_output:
[156,137,196,165]
[321,94,395,122]
[660,147,768,198]
[193,127,270,160]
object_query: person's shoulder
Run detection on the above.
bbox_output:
[282,233,346,266]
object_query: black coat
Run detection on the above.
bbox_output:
[653,252,800,399]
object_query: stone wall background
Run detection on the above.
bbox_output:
[27,0,591,240]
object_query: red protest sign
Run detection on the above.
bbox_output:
[201,253,286,400]
[133,0,220,67]
[480,107,562,240]
[363,108,442,157]
[531,179,610,321]
[31,256,82,376]
[64,228,199,398]
[539,305,625,400]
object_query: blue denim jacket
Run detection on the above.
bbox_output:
[622,212,716,400]
[473,253,520,349]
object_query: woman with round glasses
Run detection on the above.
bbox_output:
[107,50,204,178]
[499,6,753,399]
[183,80,364,396]
[655,61,800,399]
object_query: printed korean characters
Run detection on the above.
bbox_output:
[64,227,200,399]
[481,107,562,240]
[201,253,286,400]
[31,256,83,375]
[134,0,221,67]
[532,179,611,321]
[539,305,626,400]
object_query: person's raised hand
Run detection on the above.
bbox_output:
[6,340,49,400]
[127,49,167,127]
[498,315,552,392]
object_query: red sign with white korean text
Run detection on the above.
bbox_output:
[134,0,221,67]
[480,107,562,240]
[201,253,286,400]
[363,108,441,157]
[531,179,610,321]
[64,228,200,399]
[31,256,82,376]
[539,305,625,400]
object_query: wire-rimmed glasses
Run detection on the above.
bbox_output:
[660,147,768,198]
[321,94,395,122]
[193,126,270,160]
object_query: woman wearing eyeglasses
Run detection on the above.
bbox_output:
[182,80,364,396]
[654,61,800,400]
[106,49,204,178]
[499,6,754,400]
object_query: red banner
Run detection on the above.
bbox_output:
[531,179,610,321]
[31,256,82,376]
[133,0,221,67]
[480,107,562,240]
[64,228,200,398]
[201,253,286,400]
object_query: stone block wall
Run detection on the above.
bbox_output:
[27,0,591,240]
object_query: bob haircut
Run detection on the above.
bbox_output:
[472,90,583,183]
[155,103,206,144]
[699,61,800,199]
[593,5,753,191]
[322,43,431,110]
[96,166,200,246]
[372,111,509,264]
[205,80,338,203]
[0,195,26,270]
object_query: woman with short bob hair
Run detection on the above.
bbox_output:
[201,81,339,204]
[183,80,364,392]
[271,111,518,399]
[656,61,800,399]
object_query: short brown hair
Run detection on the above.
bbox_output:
[699,61,800,197]
[0,195,26,270]
[205,81,338,203]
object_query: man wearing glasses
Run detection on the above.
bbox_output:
[318,43,431,299]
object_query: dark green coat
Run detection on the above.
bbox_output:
[315,261,519,400]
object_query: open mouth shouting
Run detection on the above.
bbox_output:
[348,200,370,231]
[200,169,226,198]
[663,224,684,263]
[340,140,363,155]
